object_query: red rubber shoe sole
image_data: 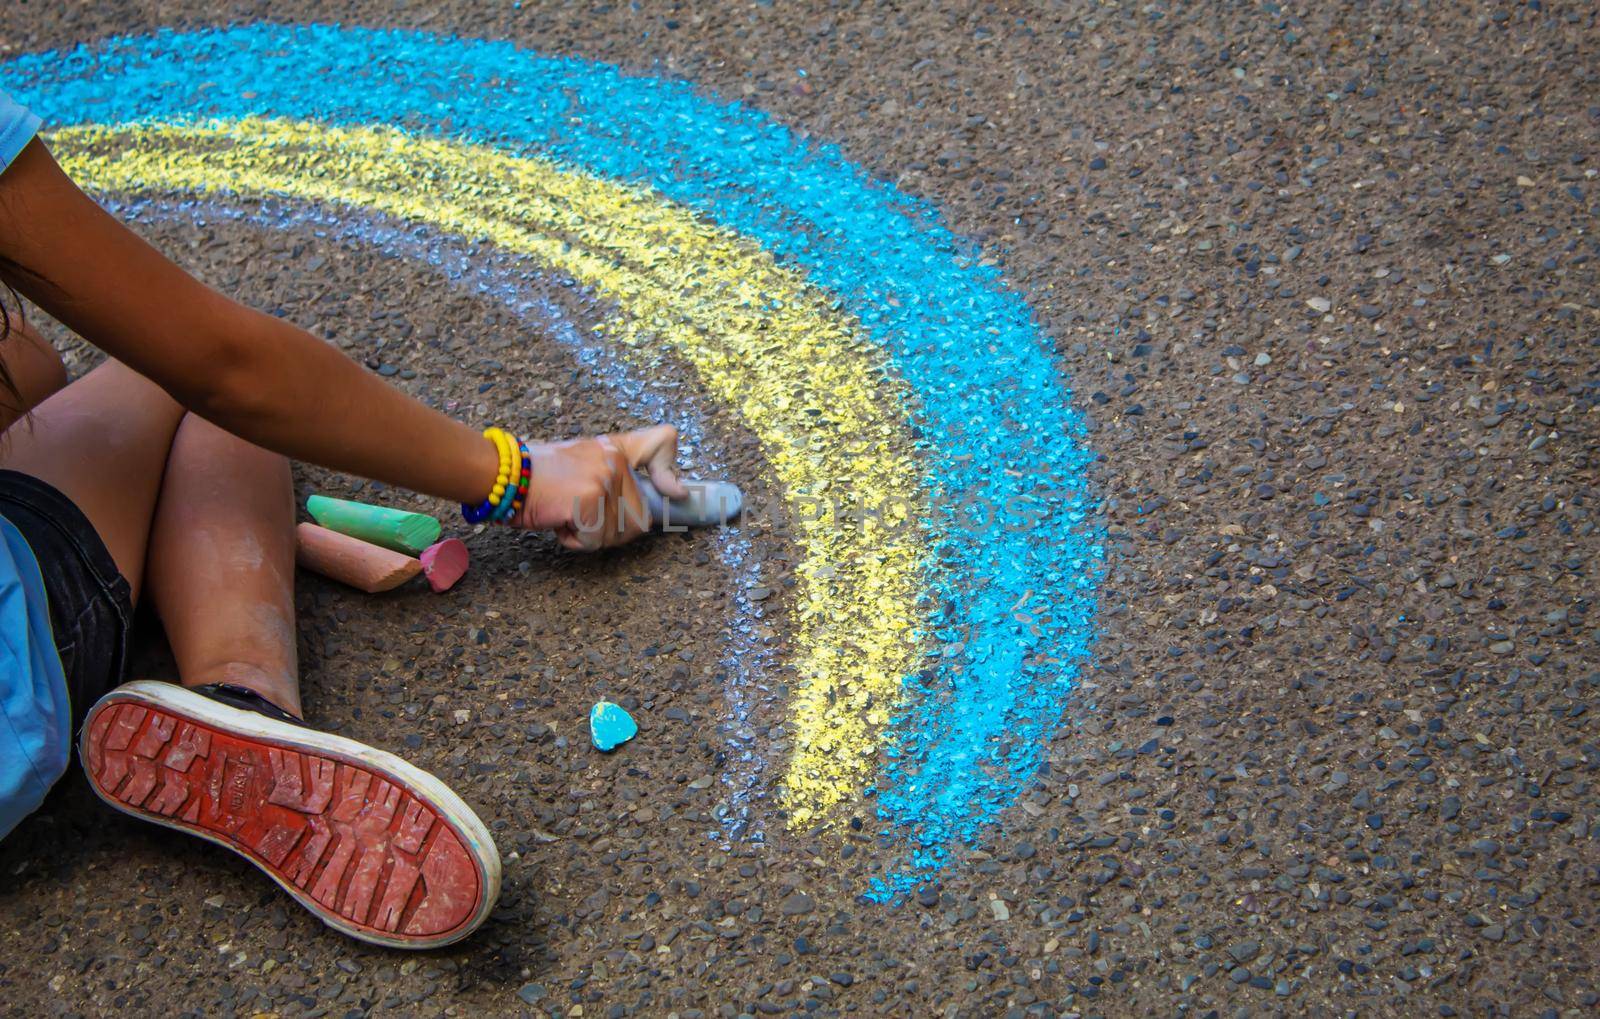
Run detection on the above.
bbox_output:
[81,681,501,949]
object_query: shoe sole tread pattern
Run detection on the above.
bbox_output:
[81,682,498,949]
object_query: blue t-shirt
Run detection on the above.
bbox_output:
[0,516,70,841]
[0,87,67,843]
[0,86,40,172]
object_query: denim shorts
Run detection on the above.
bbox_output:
[0,470,132,732]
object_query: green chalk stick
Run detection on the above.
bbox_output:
[306,495,441,555]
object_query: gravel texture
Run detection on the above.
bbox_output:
[2,3,1598,1017]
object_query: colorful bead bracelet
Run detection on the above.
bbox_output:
[461,427,528,524]
[509,440,532,518]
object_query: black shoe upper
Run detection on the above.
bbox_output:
[192,683,308,727]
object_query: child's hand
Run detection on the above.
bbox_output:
[514,424,687,550]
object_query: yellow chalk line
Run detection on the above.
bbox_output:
[51,118,926,826]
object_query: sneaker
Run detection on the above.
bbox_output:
[80,680,501,949]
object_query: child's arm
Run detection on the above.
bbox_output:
[0,137,500,503]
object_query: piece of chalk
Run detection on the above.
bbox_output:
[589,701,638,752]
[635,477,743,530]
[295,523,421,593]
[306,494,442,555]
[418,538,469,593]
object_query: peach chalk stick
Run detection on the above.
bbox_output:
[419,538,469,593]
[295,523,421,593]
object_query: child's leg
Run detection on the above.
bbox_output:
[1,362,300,713]
[3,362,498,946]
[142,413,302,717]
[82,413,500,947]
[0,358,185,602]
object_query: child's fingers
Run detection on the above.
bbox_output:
[598,436,650,542]
[645,453,687,500]
[613,424,688,499]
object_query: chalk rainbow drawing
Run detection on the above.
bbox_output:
[1,25,1102,897]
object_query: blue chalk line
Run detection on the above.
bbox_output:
[2,25,1103,897]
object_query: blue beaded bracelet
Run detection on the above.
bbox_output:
[491,471,519,523]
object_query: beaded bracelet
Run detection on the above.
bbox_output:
[509,440,532,517]
[492,434,523,524]
[490,427,520,522]
[461,427,521,524]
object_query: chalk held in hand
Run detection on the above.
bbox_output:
[589,701,638,752]
[635,477,743,531]
[306,494,442,555]
[419,538,469,593]
[295,523,421,593]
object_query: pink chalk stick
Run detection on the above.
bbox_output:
[419,538,469,593]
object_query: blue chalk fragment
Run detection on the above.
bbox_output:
[589,701,638,752]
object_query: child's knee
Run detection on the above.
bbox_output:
[0,312,68,417]
[179,412,289,473]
